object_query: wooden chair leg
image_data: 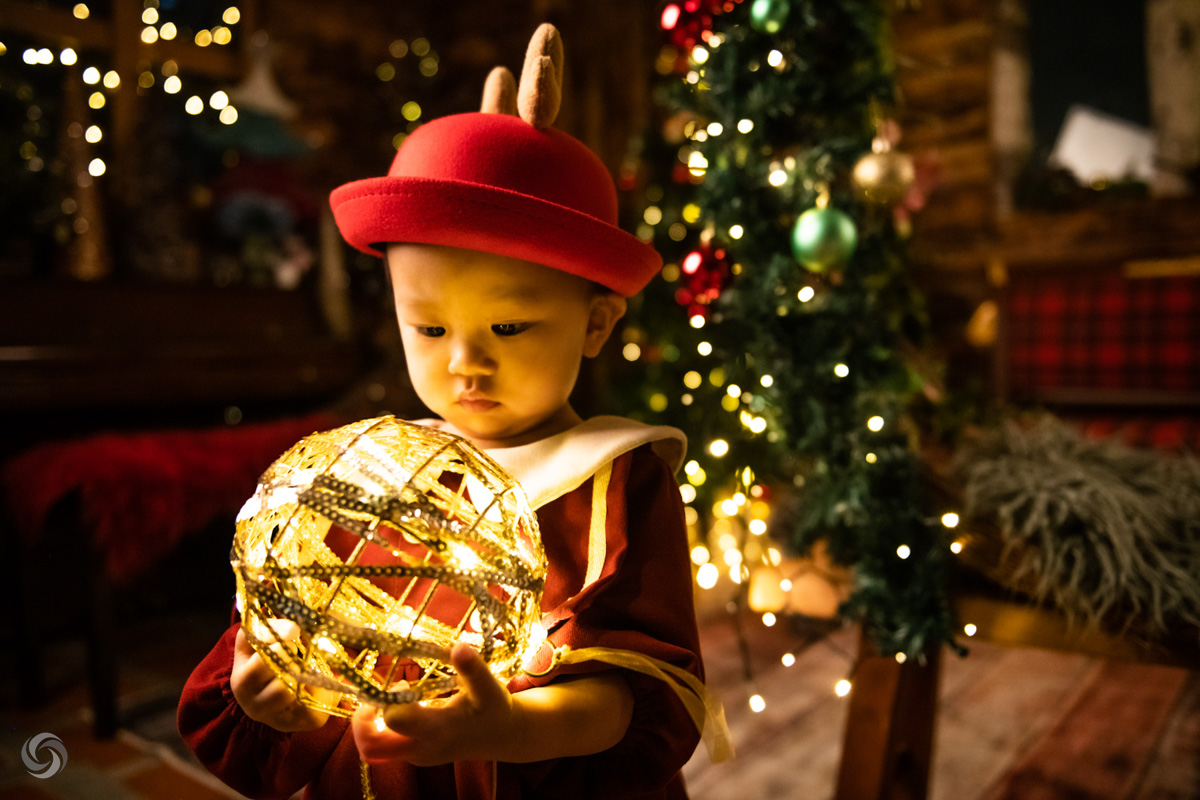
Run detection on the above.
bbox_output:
[835,630,941,800]
[85,538,118,739]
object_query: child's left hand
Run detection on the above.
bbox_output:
[350,642,518,766]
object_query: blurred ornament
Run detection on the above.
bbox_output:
[749,0,790,33]
[791,196,857,272]
[852,138,916,206]
[233,416,546,717]
[674,243,731,318]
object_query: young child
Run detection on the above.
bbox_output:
[178,24,721,800]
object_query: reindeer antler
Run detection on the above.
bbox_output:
[480,66,517,115]
[516,23,564,129]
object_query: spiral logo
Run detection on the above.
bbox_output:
[21,732,67,779]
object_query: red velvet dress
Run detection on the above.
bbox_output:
[178,419,703,800]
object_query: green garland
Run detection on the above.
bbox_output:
[614,0,957,658]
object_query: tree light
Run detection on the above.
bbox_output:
[696,562,719,588]
[88,158,106,176]
[769,169,787,186]
[834,363,849,377]
[85,125,102,143]
[941,512,960,528]
[706,122,723,136]
[964,623,977,636]
[679,484,696,504]
[661,3,681,29]
[835,679,852,697]
[689,315,705,329]
[737,118,754,133]
[682,250,703,274]
[60,48,78,65]
[760,374,774,387]
[779,578,792,591]
[950,540,964,554]
[697,341,712,356]
[73,3,90,19]
[767,49,784,67]
[749,519,767,535]
[210,90,230,109]
[895,652,907,664]
[729,224,744,239]
[690,545,710,565]
[83,67,101,84]
[762,612,777,627]
[749,694,766,713]
[781,652,795,667]
[622,343,641,361]
[185,96,204,115]
[896,544,911,559]
[691,46,709,64]
[798,286,815,302]
[709,439,729,457]
[865,452,877,464]
[867,415,884,431]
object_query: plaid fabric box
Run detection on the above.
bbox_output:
[1006,274,1200,394]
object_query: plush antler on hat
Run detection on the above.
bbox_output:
[330,23,662,297]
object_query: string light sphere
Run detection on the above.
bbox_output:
[232,416,546,718]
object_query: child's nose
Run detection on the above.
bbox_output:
[448,338,496,376]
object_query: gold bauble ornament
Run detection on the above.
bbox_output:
[232,416,546,717]
[852,144,916,206]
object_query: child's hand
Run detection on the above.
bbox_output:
[231,620,332,733]
[350,643,517,766]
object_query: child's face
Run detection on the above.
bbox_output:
[387,244,625,448]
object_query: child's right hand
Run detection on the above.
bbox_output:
[231,619,331,732]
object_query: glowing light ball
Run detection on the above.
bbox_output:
[232,416,546,717]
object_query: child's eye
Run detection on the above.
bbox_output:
[491,322,531,337]
[415,326,446,338]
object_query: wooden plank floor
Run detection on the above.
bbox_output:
[685,611,1200,800]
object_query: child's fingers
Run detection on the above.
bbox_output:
[352,704,416,763]
[450,643,509,712]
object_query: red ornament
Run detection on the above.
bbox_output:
[674,245,730,318]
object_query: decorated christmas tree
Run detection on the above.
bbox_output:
[614,0,960,665]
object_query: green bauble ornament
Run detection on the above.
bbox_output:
[749,0,790,34]
[791,206,858,272]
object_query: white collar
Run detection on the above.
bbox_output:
[415,416,686,509]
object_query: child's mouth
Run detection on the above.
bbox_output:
[457,397,499,413]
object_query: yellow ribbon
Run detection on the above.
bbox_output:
[525,645,734,762]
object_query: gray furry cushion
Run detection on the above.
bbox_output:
[957,416,1200,636]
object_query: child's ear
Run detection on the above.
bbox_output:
[582,293,627,358]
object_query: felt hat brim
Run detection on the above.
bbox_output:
[330,175,662,297]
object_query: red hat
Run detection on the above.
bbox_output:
[330,25,661,297]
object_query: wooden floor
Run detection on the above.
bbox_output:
[2,608,1198,799]
[684,612,1200,800]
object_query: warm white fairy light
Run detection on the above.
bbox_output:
[164,75,182,93]
[706,121,723,137]
[767,547,782,566]
[23,49,38,65]
[88,92,106,109]
[220,106,238,124]
[798,286,815,302]
[642,205,662,225]
[689,315,706,329]
[224,6,242,24]
[103,71,120,88]
[760,374,774,387]
[36,48,53,64]
[781,653,795,667]
[684,460,701,477]
[748,519,767,535]
[85,125,102,143]
[895,652,907,664]
[941,512,960,528]
[160,22,178,40]
[865,452,877,464]
[696,562,719,589]
[834,363,849,377]
[709,439,729,457]
[720,499,738,516]
[749,417,767,433]
[59,48,78,65]
[835,679,852,697]
[209,90,229,109]
[83,67,100,84]
[88,158,106,176]
[142,7,159,24]
[141,26,159,44]
[767,49,784,67]
[185,95,204,115]
[737,118,754,133]
[896,544,911,559]
[964,623,977,636]
[679,484,696,504]
[950,540,964,554]
[768,169,787,186]
[73,3,90,19]
[697,341,712,356]
[749,694,766,712]
[729,224,744,239]
[762,612,777,627]
[622,342,641,361]
[683,370,702,389]
[725,385,740,400]
[867,415,884,432]
[691,45,709,63]
[723,549,742,567]
[779,578,792,591]
[195,29,213,47]
[213,26,233,45]
[685,70,700,84]
[690,544,710,565]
